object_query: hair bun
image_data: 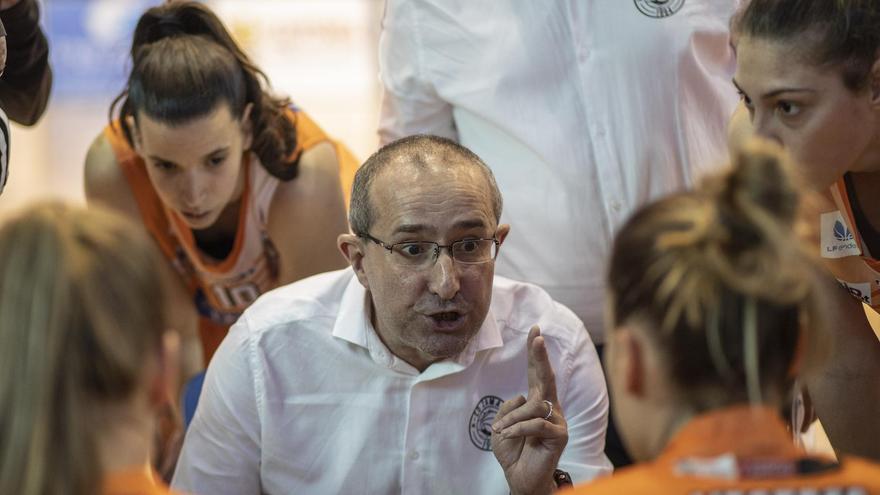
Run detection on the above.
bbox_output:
[704,138,800,258]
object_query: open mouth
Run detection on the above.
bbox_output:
[427,311,464,330]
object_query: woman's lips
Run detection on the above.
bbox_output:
[182,210,210,221]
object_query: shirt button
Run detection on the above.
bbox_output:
[610,201,621,212]
[409,450,420,460]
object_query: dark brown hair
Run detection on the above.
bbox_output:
[733,0,880,91]
[608,140,829,410]
[111,1,299,180]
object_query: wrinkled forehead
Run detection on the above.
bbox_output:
[370,159,496,233]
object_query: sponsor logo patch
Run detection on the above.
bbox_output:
[634,0,685,18]
[839,280,873,306]
[820,211,861,259]
[469,395,502,451]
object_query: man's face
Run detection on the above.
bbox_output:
[357,161,509,371]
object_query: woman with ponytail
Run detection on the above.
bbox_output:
[496,141,880,493]
[84,1,357,377]
[0,203,181,495]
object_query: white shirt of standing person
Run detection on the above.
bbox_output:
[378,0,742,342]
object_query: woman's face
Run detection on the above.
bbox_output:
[134,103,252,230]
[734,36,879,188]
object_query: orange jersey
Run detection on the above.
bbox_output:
[103,468,180,495]
[815,176,880,312]
[104,106,358,363]
[566,406,880,494]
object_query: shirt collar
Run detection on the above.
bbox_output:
[659,405,801,463]
[331,272,505,372]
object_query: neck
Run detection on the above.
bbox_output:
[637,401,696,461]
[95,401,155,475]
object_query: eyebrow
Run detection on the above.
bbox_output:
[732,78,816,99]
[147,146,231,164]
[392,218,489,236]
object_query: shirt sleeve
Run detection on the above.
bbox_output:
[0,0,51,126]
[550,305,613,482]
[377,0,457,145]
[172,318,263,494]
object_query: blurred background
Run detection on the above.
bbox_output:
[0,0,383,220]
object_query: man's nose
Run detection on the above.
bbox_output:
[427,249,460,300]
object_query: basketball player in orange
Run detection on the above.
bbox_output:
[731,0,880,459]
[85,2,357,377]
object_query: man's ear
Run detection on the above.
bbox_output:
[149,330,181,408]
[338,233,369,289]
[241,102,254,150]
[495,223,511,245]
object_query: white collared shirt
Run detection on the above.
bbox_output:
[172,268,611,494]
[379,0,741,341]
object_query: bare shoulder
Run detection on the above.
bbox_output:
[83,132,140,220]
[274,141,343,205]
[267,141,349,282]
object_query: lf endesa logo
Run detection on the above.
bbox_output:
[827,220,858,254]
[821,212,861,259]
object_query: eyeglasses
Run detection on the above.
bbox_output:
[359,233,500,268]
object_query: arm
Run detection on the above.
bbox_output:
[172,319,262,494]
[84,133,203,381]
[377,0,456,144]
[806,276,880,460]
[0,0,51,125]
[267,141,348,284]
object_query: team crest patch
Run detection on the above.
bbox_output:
[634,0,685,18]
[469,395,503,451]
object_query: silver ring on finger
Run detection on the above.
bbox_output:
[542,399,553,421]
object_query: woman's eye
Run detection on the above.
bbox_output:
[776,100,801,117]
[208,155,227,167]
[154,160,176,171]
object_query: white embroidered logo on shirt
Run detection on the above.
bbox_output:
[634,0,685,18]
[820,211,861,259]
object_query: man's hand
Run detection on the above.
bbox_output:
[491,326,568,495]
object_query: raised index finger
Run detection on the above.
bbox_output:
[526,325,559,403]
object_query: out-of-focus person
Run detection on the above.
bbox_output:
[0,0,52,196]
[504,140,880,493]
[0,203,183,495]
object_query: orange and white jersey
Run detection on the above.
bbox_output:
[814,176,880,312]
[104,106,358,362]
[566,406,880,494]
